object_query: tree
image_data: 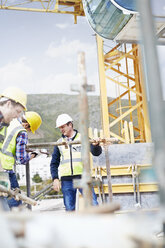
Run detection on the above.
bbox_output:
[32,173,42,183]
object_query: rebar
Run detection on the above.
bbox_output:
[27,138,118,149]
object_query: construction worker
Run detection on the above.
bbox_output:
[1,111,42,209]
[0,87,27,210]
[50,113,102,211]
[0,87,27,153]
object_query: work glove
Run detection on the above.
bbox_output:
[30,149,39,159]
[30,151,38,158]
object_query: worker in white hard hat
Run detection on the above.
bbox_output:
[1,111,42,209]
[50,113,102,211]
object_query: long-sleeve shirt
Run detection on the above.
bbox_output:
[16,131,30,165]
[50,130,102,181]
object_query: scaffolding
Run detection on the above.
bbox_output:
[97,36,152,144]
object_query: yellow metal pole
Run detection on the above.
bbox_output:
[124,44,133,123]
[132,44,144,142]
[129,122,135,144]
[96,35,113,201]
[124,121,130,144]
[139,48,152,142]
[96,34,110,138]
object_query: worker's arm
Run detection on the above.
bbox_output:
[16,131,31,164]
[50,146,61,191]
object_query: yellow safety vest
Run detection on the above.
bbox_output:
[0,125,7,170]
[58,133,83,178]
[0,125,7,151]
[1,119,26,170]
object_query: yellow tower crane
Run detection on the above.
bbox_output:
[0,0,84,23]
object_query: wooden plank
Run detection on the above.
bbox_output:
[94,183,158,194]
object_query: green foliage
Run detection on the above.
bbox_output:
[30,179,63,199]
[20,185,26,192]
[32,173,43,183]
[27,93,138,144]
[47,188,63,196]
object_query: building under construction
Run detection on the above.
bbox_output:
[0,0,165,248]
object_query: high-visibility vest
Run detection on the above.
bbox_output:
[0,125,7,169]
[1,119,26,170]
[58,133,83,178]
[0,126,7,151]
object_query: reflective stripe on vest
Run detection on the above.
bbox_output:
[58,133,83,177]
[0,126,7,150]
[1,119,26,170]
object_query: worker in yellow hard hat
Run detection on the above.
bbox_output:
[1,111,42,209]
[0,87,27,125]
[0,86,27,153]
[22,111,42,134]
[0,87,27,210]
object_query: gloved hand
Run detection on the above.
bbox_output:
[30,150,39,159]
[30,151,38,158]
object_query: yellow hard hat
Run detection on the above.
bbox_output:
[0,87,27,110]
[25,111,42,134]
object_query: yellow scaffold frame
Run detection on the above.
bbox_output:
[96,35,152,144]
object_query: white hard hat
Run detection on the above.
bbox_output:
[56,114,73,128]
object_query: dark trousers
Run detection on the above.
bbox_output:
[61,180,98,211]
[7,170,22,208]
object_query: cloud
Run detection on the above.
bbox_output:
[38,73,79,94]
[0,58,33,93]
[37,71,102,96]
[56,23,69,29]
[45,38,96,62]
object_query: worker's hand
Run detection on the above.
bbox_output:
[92,138,100,146]
[30,152,38,160]
[53,179,61,192]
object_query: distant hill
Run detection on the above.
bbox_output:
[27,94,102,143]
[27,94,137,143]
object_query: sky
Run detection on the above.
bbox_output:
[0,9,102,95]
[0,2,164,98]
